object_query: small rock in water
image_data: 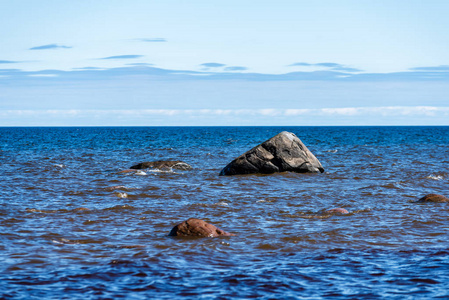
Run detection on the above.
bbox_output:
[73,207,91,212]
[416,194,449,203]
[130,161,192,171]
[326,208,349,214]
[105,185,127,191]
[168,218,235,237]
[219,131,324,176]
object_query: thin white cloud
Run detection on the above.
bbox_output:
[2,107,449,118]
[27,74,59,77]
[135,38,167,43]
[283,106,449,116]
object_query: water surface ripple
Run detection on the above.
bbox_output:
[1,126,448,299]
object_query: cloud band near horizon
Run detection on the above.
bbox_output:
[1,106,448,126]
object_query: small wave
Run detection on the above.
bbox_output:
[426,174,444,181]
[52,238,102,245]
[300,215,331,219]
[27,207,91,213]
[107,245,146,249]
[117,169,148,176]
[52,238,79,245]
[115,192,128,198]
[26,208,57,214]
[147,168,177,174]
[225,138,237,144]
[103,204,136,211]
[352,208,372,213]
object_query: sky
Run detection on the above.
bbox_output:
[1,0,449,126]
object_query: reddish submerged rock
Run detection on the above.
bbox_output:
[326,208,349,214]
[169,218,235,237]
[416,194,449,203]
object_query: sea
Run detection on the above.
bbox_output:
[1,126,448,299]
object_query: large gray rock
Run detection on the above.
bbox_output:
[219,131,324,176]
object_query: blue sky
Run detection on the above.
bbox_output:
[1,0,449,126]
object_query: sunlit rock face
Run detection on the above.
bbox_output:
[219,131,324,176]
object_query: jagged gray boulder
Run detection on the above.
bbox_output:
[219,131,324,176]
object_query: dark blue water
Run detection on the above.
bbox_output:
[1,126,448,299]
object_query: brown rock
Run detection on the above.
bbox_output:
[105,185,128,191]
[73,207,91,212]
[130,161,192,171]
[219,131,324,176]
[168,218,235,237]
[416,194,449,203]
[326,208,349,214]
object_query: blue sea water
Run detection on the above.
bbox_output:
[0,126,448,299]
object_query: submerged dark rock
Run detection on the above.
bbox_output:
[219,131,324,176]
[130,160,192,171]
[416,194,449,203]
[168,218,235,237]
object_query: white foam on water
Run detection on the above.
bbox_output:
[148,168,179,174]
[115,192,128,198]
[148,168,169,173]
[135,170,147,176]
[427,174,444,181]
